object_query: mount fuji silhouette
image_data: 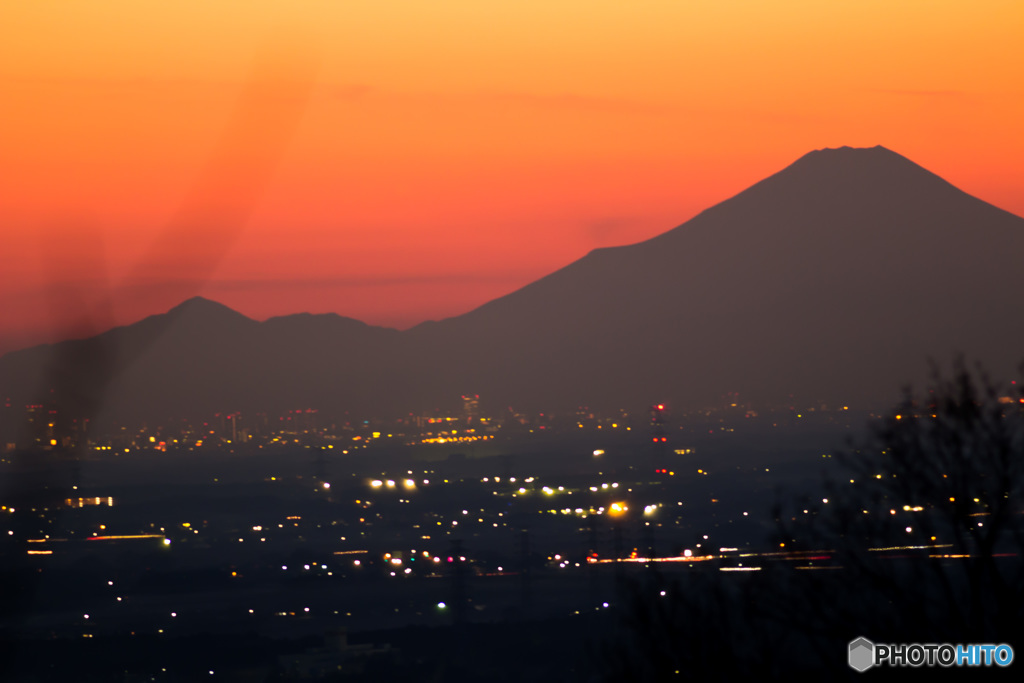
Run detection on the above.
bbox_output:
[3,146,1023,422]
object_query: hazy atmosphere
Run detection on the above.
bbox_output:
[2,1,1023,353]
[2,2,1023,681]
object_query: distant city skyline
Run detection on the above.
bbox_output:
[2,1,1022,354]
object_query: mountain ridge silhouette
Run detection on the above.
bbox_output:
[3,146,1023,421]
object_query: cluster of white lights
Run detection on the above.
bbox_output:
[369,479,425,490]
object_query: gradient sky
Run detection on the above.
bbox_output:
[2,1,1022,353]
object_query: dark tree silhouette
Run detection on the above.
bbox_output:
[597,359,1024,680]
[769,358,1024,663]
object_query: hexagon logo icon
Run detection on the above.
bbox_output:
[849,637,875,672]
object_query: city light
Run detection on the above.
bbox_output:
[608,502,628,517]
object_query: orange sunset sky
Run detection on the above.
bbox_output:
[1,1,1022,354]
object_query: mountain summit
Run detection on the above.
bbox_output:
[166,296,251,319]
[2,147,1023,421]
[406,145,1024,411]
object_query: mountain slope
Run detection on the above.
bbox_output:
[407,146,1024,411]
[2,146,1022,422]
[0,297,401,423]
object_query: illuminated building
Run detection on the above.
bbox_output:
[20,402,59,450]
[649,403,669,471]
[462,394,480,424]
